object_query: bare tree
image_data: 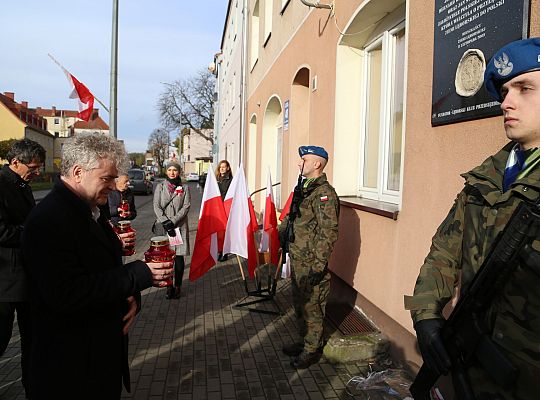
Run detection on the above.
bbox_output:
[147,128,170,175]
[157,69,215,144]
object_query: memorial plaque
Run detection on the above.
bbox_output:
[431,0,529,126]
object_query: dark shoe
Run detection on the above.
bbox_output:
[290,351,320,369]
[282,342,304,357]
[165,286,175,299]
[173,286,181,299]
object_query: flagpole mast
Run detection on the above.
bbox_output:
[109,0,119,138]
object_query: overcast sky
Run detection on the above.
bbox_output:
[0,0,227,153]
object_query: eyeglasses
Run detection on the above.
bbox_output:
[22,163,43,173]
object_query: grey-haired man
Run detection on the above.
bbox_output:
[22,133,173,399]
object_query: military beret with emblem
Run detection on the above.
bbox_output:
[484,37,540,102]
[298,145,328,160]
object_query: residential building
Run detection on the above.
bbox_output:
[214,0,247,175]
[181,128,213,175]
[34,107,109,169]
[0,92,54,171]
[238,0,540,378]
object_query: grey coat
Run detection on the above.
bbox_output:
[153,181,190,256]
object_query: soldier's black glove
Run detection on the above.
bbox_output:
[520,244,540,277]
[161,219,176,237]
[415,318,451,376]
[307,268,327,286]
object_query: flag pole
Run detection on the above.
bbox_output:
[109,0,119,138]
[47,53,110,114]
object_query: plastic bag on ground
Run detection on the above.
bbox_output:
[346,368,414,400]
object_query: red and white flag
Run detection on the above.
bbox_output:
[223,164,259,278]
[48,54,95,122]
[63,70,94,122]
[259,169,280,265]
[279,190,294,221]
[189,165,227,281]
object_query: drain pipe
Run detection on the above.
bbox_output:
[299,0,332,9]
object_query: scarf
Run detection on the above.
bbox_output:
[503,144,540,192]
[166,176,182,193]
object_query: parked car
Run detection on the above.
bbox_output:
[128,168,153,195]
[186,172,199,182]
[198,173,207,186]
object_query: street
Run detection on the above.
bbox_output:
[0,181,370,400]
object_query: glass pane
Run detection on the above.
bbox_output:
[387,30,405,192]
[363,44,382,189]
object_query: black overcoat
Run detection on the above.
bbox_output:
[0,165,34,302]
[22,179,152,399]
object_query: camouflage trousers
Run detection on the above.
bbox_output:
[290,262,330,353]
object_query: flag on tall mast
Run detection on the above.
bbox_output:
[48,54,97,122]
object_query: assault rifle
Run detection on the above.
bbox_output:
[410,199,540,400]
[281,168,305,253]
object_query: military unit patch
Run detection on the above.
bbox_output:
[320,195,328,202]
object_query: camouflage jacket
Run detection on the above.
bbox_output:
[279,173,340,272]
[405,141,540,370]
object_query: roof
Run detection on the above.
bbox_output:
[33,107,79,118]
[0,92,52,137]
[73,111,109,130]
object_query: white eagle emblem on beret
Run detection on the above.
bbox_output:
[494,52,513,76]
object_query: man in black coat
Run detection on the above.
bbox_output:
[0,139,45,398]
[22,133,173,399]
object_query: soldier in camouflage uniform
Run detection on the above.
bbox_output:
[405,38,540,399]
[279,145,340,369]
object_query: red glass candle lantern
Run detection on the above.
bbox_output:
[114,220,135,256]
[144,236,175,286]
[120,199,130,215]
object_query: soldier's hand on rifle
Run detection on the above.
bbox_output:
[415,318,451,376]
[308,268,327,285]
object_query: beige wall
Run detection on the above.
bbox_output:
[0,103,25,141]
[245,0,540,367]
[0,104,54,171]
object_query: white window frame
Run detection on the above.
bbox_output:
[358,22,405,204]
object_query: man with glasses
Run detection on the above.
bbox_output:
[0,138,45,398]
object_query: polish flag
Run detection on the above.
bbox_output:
[189,165,227,281]
[223,164,259,277]
[279,190,294,221]
[259,169,280,265]
[62,70,95,122]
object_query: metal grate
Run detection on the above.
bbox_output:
[325,303,378,336]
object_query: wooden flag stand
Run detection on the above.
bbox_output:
[233,251,283,315]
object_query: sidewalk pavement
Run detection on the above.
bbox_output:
[1,184,385,400]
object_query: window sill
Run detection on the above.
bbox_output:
[263,32,272,48]
[280,0,291,15]
[339,196,399,220]
[250,58,258,72]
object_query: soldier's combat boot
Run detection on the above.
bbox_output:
[290,350,320,369]
[282,342,304,357]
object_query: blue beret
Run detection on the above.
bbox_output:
[298,145,328,160]
[485,38,540,101]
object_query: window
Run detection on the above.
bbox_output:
[359,25,405,203]
[54,118,59,124]
[264,0,273,45]
[250,1,260,69]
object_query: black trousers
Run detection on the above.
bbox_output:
[174,255,185,287]
[0,301,31,396]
